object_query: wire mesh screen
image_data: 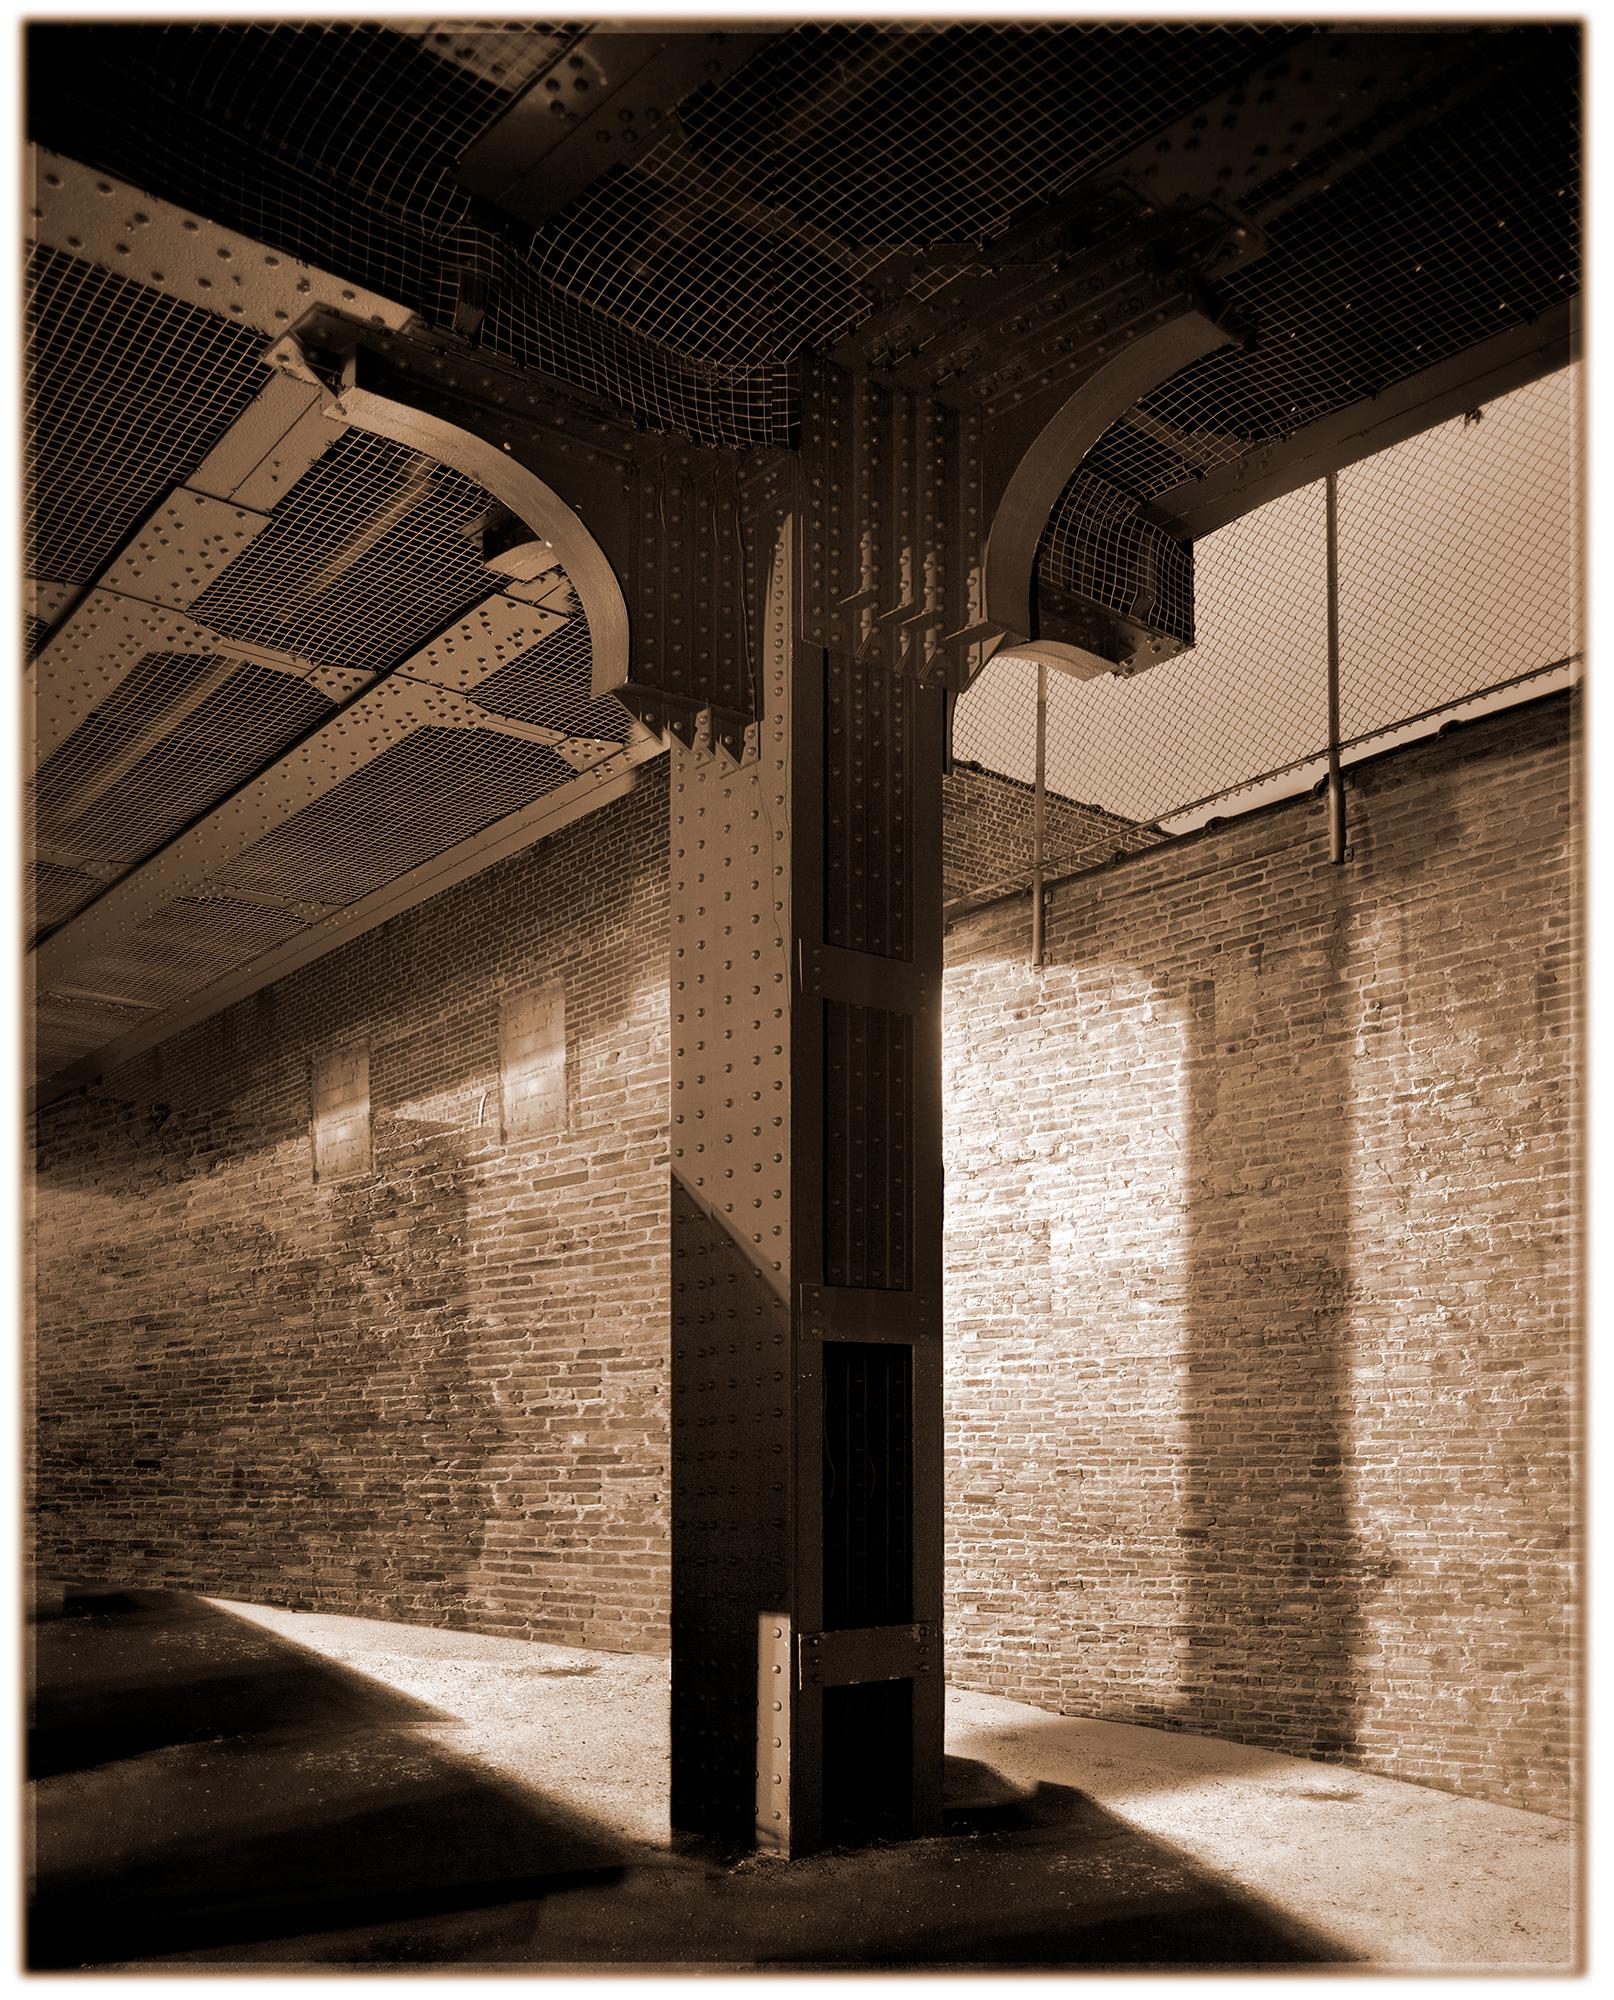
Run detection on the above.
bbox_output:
[24,19,1282,447]
[1081,40,1580,505]
[24,243,268,584]
[952,360,1579,901]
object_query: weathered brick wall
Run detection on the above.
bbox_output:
[28,759,1100,1649]
[942,694,1576,1816]
[32,706,1575,1814]
[33,765,674,1653]
[942,760,1161,903]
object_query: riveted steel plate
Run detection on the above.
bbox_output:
[28,590,231,769]
[187,372,332,507]
[798,1622,935,1690]
[31,674,434,987]
[99,487,271,610]
[27,146,415,337]
[403,595,571,693]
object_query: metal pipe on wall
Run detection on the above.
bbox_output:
[1032,655,1047,964]
[1325,469,1348,865]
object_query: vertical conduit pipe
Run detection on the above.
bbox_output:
[1032,655,1048,965]
[1325,470,1347,865]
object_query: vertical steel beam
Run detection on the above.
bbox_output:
[1325,469,1348,866]
[1032,655,1048,967]
[668,418,945,1854]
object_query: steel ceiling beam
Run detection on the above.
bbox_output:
[27,146,415,338]
[457,26,777,225]
[29,735,665,1112]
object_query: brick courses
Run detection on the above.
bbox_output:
[942,759,1161,903]
[33,767,674,1653]
[31,699,1575,1812]
[943,693,1576,1816]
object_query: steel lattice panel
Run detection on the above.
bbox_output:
[212,724,578,909]
[30,862,106,944]
[24,244,267,584]
[188,429,503,677]
[34,992,156,1076]
[822,1342,914,1631]
[33,654,336,869]
[823,655,914,960]
[85,895,312,1012]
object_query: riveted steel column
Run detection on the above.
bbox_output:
[668,482,802,1850]
[669,414,946,1854]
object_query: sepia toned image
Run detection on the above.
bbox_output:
[19,6,1582,1976]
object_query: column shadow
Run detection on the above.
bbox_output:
[27,1589,629,1968]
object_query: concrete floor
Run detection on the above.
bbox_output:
[27,1589,1576,1972]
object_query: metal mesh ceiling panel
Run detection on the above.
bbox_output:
[25,18,787,446]
[25,20,1283,443]
[1037,471,1194,650]
[34,992,157,1077]
[31,862,106,942]
[25,243,267,582]
[189,428,500,675]
[91,895,312,1011]
[214,725,579,909]
[467,619,629,742]
[34,656,337,872]
[1083,54,1580,504]
[538,22,1280,366]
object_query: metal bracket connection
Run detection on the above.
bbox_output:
[797,1623,937,1690]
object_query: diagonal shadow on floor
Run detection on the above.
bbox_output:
[28,1592,1355,1971]
[27,1589,631,1969]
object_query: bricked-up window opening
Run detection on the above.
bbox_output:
[822,1341,914,1630]
[310,1040,370,1181]
[500,981,566,1143]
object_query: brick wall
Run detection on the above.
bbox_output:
[942,693,1576,1815]
[31,704,1575,1812]
[942,760,1160,903]
[32,765,674,1652]
[28,758,1078,1647]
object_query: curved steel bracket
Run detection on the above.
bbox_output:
[980,308,1230,665]
[313,361,632,698]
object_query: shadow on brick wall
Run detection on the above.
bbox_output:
[1175,865,1363,1761]
[33,1093,507,1627]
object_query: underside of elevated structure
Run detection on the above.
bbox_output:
[24,16,1581,1859]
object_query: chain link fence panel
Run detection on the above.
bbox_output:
[951,359,1579,910]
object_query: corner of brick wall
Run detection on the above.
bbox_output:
[31,696,1577,1815]
[941,693,1576,1817]
[33,762,674,1655]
